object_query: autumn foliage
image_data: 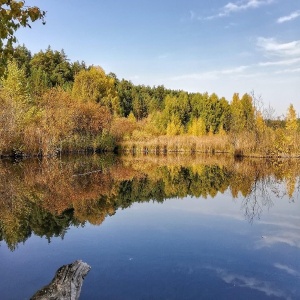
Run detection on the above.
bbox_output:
[0,46,299,157]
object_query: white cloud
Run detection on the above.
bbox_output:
[203,0,274,20]
[277,10,300,24]
[258,219,300,229]
[169,53,300,83]
[224,0,273,13]
[275,68,300,74]
[257,37,300,57]
[221,65,249,74]
[274,263,300,276]
[256,231,300,249]
[171,65,249,81]
[212,268,289,299]
[258,57,300,66]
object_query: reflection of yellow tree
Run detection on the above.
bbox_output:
[1,155,300,249]
[282,160,299,199]
[74,197,117,225]
[286,177,296,199]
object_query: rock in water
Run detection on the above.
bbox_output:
[31,260,91,300]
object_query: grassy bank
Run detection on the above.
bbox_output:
[118,131,300,158]
[120,135,231,154]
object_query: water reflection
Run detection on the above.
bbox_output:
[0,154,299,250]
[211,267,289,299]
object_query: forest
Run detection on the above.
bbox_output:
[0,45,299,158]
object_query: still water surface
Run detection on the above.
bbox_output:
[0,155,299,299]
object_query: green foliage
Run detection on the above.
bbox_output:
[30,47,73,87]
[116,79,134,117]
[201,93,221,133]
[1,59,30,102]
[29,66,50,97]
[72,66,121,114]
[230,93,255,134]
[8,44,32,75]
[0,45,299,157]
[132,89,149,120]
[188,93,231,134]
[240,93,255,131]
[219,97,231,131]
[162,92,191,132]
[230,93,244,133]
[0,1,45,72]
[189,93,204,119]
[0,59,34,153]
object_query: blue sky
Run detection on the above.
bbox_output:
[16,0,300,117]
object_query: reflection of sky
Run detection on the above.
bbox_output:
[209,267,290,299]
[165,186,300,253]
[0,186,299,299]
[274,263,300,277]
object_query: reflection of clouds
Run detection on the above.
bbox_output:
[172,207,244,221]
[166,195,245,221]
[274,263,300,277]
[211,267,290,299]
[258,220,300,230]
[256,232,300,249]
[271,213,300,221]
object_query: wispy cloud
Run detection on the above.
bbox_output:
[257,37,300,57]
[210,268,289,299]
[203,0,274,20]
[257,219,300,229]
[274,263,300,277]
[223,0,274,13]
[169,37,300,83]
[258,57,300,66]
[225,22,237,29]
[277,10,300,24]
[219,65,249,74]
[256,38,300,75]
[256,231,300,249]
[275,67,300,74]
[128,75,140,81]
[158,53,170,60]
[171,66,249,81]
[189,10,196,21]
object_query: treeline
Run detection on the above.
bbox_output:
[0,45,299,157]
[0,154,299,250]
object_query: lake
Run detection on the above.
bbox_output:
[0,154,299,299]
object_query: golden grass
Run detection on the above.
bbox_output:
[120,134,231,154]
[119,130,300,158]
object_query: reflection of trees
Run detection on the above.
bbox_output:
[0,204,77,251]
[0,154,299,250]
[242,176,273,223]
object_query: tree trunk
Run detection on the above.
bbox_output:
[31,260,91,300]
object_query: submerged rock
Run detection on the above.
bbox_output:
[31,260,91,300]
